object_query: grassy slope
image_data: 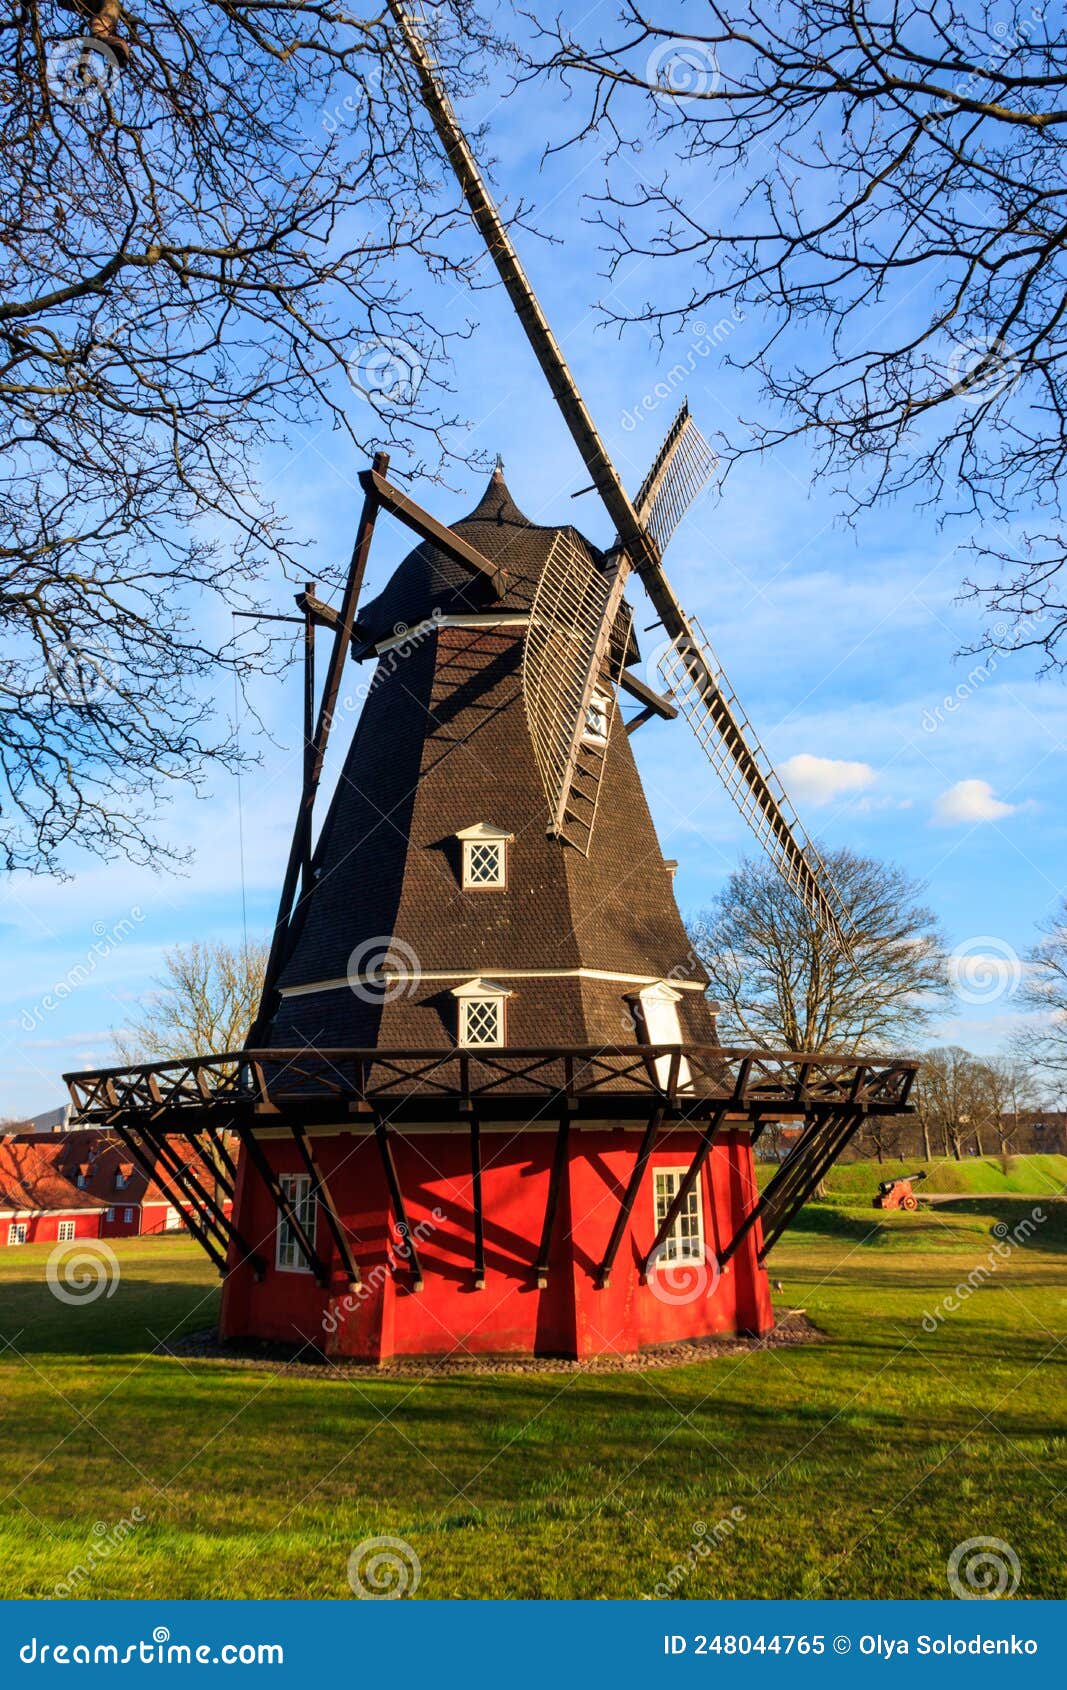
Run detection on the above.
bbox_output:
[0,1205,1064,1601]
[760,1153,1067,1198]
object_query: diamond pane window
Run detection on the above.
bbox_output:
[457,824,511,890]
[653,1169,704,1263]
[466,840,504,887]
[460,997,505,1047]
[584,691,610,743]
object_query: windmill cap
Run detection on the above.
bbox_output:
[355,467,620,647]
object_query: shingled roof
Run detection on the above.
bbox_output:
[0,1139,106,1214]
[356,467,603,645]
[269,468,715,1053]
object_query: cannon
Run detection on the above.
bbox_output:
[873,1170,928,1211]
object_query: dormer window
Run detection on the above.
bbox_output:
[583,689,610,745]
[627,981,693,1092]
[456,823,512,891]
[451,979,512,1048]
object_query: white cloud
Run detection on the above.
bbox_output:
[932,779,1016,826]
[780,753,875,807]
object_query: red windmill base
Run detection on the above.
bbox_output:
[218,1123,770,1363]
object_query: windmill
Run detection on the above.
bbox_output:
[58,4,921,1370]
[386,0,855,957]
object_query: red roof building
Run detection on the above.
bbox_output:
[9,1130,232,1241]
[0,1139,105,1247]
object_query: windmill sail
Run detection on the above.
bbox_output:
[387,3,856,957]
[633,401,717,554]
[522,534,630,854]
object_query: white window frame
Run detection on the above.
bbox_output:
[653,1167,705,1264]
[275,1173,317,1273]
[123,1207,134,1224]
[115,1171,129,1190]
[582,687,611,745]
[456,823,512,892]
[459,995,505,1047]
[8,1222,28,1246]
[451,978,512,1049]
[105,1206,115,1222]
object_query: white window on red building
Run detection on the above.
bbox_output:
[8,1223,28,1246]
[165,1206,180,1230]
[276,1174,317,1273]
[57,1220,75,1243]
[105,1207,115,1222]
[123,1207,134,1224]
[653,1168,705,1264]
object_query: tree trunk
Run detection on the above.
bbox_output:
[922,1119,933,1160]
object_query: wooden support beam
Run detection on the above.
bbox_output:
[234,1124,328,1284]
[249,461,386,1044]
[107,1119,228,1276]
[291,1126,361,1292]
[535,1115,571,1288]
[642,1105,729,1276]
[596,1107,664,1288]
[373,1118,424,1292]
[358,465,508,598]
[618,668,678,720]
[140,1125,267,1279]
[470,1115,485,1290]
[719,1109,852,1266]
[294,589,341,632]
[757,1111,864,1259]
[301,581,316,897]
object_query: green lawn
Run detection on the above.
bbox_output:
[1,1196,1065,1601]
[759,1152,1067,1198]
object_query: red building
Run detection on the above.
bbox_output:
[0,1139,105,1247]
[7,1130,231,1241]
[65,466,916,1363]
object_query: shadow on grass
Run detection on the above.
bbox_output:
[0,1250,220,1358]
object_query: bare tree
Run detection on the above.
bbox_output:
[918,1045,993,1159]
[687,847,948,1052]
[1017,896,1067,1079]
[531,1,1067,668]
[113,938,268,1063]
[2,0,500,873]
[975,1052,1040,1154]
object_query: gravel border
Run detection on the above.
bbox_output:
[155,1309,824,1378]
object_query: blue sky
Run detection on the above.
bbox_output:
[4,1,1065,1118]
